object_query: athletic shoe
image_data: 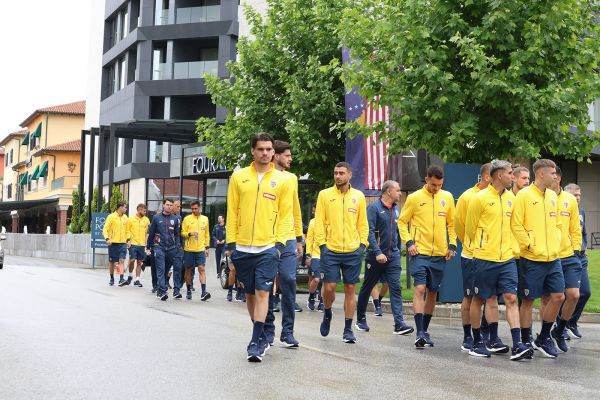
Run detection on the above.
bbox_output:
[246,342,262,362]
[551,327,569,353]
[190,284,195,292]
[124,276,133,286]
[226,291,233,302]
[241,292,246,303]
[342,328,357,344]
[235,290,242,302]
[566,323,582,339]
[317,300,324,312]
[424,332,435,347]
[563,328,570,341]
[173,291,182,299]
[118,277,126,286]
[109,277,115,286]
[133,280,143,287]
[186,290,192,300]
[469,340,491,358]
[486,338,510,354]
[160,293,168,301]
[534,335,558,358]
[510,342,533,361]
[273,303,280,312]
[151,286,157,294]
[201,292,211,301]
[394,323,414,336]
[280,333,300,348]
[294,302,303,312]
[355,319,370,332]
[320,316,331,337]
[414,332,427,348]
[461,336,474,352]
[264,331,275,347]
[307,297,316,311]
[259,337,270,356]
[373,299,383,316]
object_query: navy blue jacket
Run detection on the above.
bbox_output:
[147,212,182,250]
[367,199,400,257]
[212,224,226,246]
[580,207,587,251]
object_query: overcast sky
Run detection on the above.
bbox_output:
[0,0,90,138]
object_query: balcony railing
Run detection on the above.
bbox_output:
[173,60,218,79]
[51,176,80,191]
[176,6,220,24]
[155,9,169,25]
[152,63,169,80]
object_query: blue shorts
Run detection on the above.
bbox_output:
[108,243,127,262]
[129,245,145,261]
[409,255,445,292]
[321,246,363,284]
[472,259,518,300]
[231,247,278,294]
[520,258,565,299]
[309,258,321,277]
[184,251,206,268]
[461,257,475,297]
[561,256,583,289]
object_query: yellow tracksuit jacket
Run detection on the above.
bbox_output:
[226,162,291,248]
[556,189,583,259]
[126,214,150,246]
[465,185,515,262]
[305,218,320,259]
[281,171,303,242]
[103,212,128,243]
[314,186,368,253]
[181,214,210,252]
[398,185,457,257]
[510,184,562,262]
[454,184,483,258]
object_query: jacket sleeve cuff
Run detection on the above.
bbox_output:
[405,240,414,248]
[226,242,236,251]
[448,244,457,252]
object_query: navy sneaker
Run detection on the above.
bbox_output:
[246,342,262,362]
[259,337,270,356]
[173,291,182,299]
[226,291,233,302]
[273,297,281,312]
[317,300,324,312]
[235,290,242,302]
[534,335,558,358]
[124,276,133,286]
[469,340,491,358]
[133,280,143,287]
[264,331,275,347]
[151,286,157,293]
[320,316,331,337]
[109,277,115,286]
[563,328,570,341]
[342,328,356,344]
[414,332,427,348]
[294,302,303,312]
[355,319,370,332]
[510,342,534,361]
[201,292,211,301]
[486,338,510,354]
[394,323,414,336]
[241,291,246,303]
[551,327,569,353]
[461,336,474,352]
[160,293,168,301]
[118,277,126,286]
[373,299,383,316]
[566,323,582,339]
[280,333,300,348]
[424,332,434,347]
[186,290,192,300]
[307,297,316,311]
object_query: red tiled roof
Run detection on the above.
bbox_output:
[0,129,27,147]
[32,140,81,157]
[20,101,86,127]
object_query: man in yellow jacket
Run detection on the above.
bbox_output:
[315,161,368,344]
[454,162,491,352]
[399,165,456,348]
[549,166,583,353]
[181,200,211,301]
[225,133,292,362]
[511,159,564,358]
[125,203,150,288]
[102,201,128,287]
[465,160,533,360]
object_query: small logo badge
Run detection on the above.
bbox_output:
[524,289,529,296]
[440,199,446,207]
[563,202,569,209]
[507,200,512,208]
[551,200,556,207]
[270,180,276,188]
[419,202,426,206]
[474,287,479,294]
[352,198,356,204]
[466,288,470,295]
[170,220,174,226]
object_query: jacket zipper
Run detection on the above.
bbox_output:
[250,175,263,246]
[342,192,346,252]
[479,230,484,248]
[543,193,549,261]
[431,193,435,256]
[388,204,393,257]
[499,193,503,260]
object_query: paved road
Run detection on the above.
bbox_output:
[1,255,599,400]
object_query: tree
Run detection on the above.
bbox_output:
[107,186,123,213]
[340,0,600,163]
[196,0,352,185]
[80,206,90,233]
[69,189,82,233]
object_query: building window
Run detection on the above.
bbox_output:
[9,149,13,164]
[118,57,127,90]
[146,178,204,216]
[7,184,12,199]
[154,0,169,25]
[121,8,130,39]
[148,141,164,162]
[38,176,47,189]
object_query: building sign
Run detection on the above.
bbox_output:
[170,144,231,178]
[91,212,109,249]
[191,156,227,175]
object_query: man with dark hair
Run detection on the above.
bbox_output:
[263,139,304,347]
[549,167,582,352]
[125,203,150,287]
[146,199,183,301]
[511,159,564,358]
[315,162,368,344]
[454,162,492,352]
[399,165,457,348]
[103,201,128,286]
[212,215,226,278]
[465,160,532,360]
[226,132,292,362]
[181,201,211,301]
[356,180,413,336]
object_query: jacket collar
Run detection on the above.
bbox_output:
[333,184,352,195]
[421,185,436,197]
[250,161,275,176]
[379,197,396,210]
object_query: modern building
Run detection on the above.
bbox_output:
[0,101,85,233]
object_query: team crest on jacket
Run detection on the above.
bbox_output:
[270,180,276,188]
[170,220,174,225]
[563,202,569,209]
[507,200,512,208]
[352,198,356,204]
[551,200,556,207]
[440,199,446,207]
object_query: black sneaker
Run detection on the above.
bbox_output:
[124,276,133,285]
[294,302,303,312]
[109,277,115,286]
[342,328,357,344]
[414,331,427,348]
[160,293,168,301]
[201,292,211,301]
[173,291,182,299]
[118,277,126,286]
[551,327,569,353]
[133,280,143,287]
[227,291,233,302]
[356,319,370,332]
[566,323,582,339]
[186,290,192,300]
[246,341,262,362]
[510,342,533,361]
[151,287,157,293]
[393,323,414,336]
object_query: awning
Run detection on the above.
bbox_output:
[21,134,29,146]
[32,123,42,138]
[0,198,58,212]
[30,165,41,180]
[38,160,49,177]
[18,173,28,186]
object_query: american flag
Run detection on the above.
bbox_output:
[362,96,391,190]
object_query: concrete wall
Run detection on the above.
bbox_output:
[4,233,108,268]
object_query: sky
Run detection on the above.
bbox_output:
[0,0,91,138]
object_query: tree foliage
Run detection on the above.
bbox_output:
[340,0,600,162]
[69,190,82,233]
[107,186,123,213]
[196,0,352,185]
